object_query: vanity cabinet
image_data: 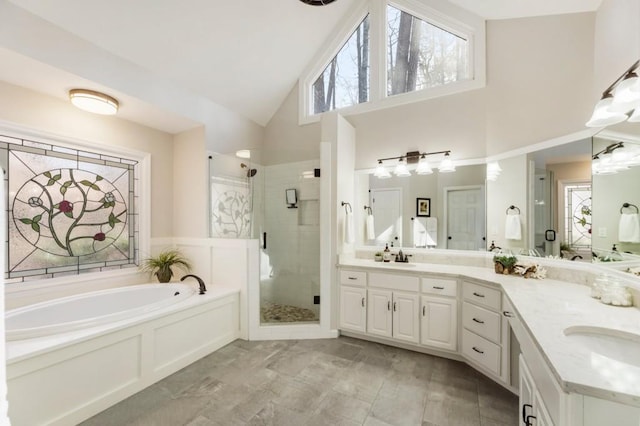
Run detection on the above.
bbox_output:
[520,354,554,426]
[421,278,457,351]
[339,269,367,333]
[461,281,506,379]
[367,289,420,343]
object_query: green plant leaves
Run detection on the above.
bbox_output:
[80,180,101,191]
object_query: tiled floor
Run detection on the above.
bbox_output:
[81,337,518,426]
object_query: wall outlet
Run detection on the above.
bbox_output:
[313,295,320,304]
[598,227,607,237]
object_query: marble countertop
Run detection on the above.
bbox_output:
[339,258,640,407]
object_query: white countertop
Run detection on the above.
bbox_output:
[339,258,640,407]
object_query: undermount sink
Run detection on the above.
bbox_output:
[564,326,640,366]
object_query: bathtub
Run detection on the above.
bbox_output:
[6,283,195,340]
[6,284,240,426]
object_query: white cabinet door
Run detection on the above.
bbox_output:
[367,289,392,338]
[421,295,457,351]
[339,286,366,333]
[392,291,420,343]
[534,390,554,426]
[519,355,536,426]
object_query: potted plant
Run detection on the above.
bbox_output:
[141,249,192,283]
[374,252,383,262]
[493,255,517,275]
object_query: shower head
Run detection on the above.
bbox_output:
[240,163,257,178]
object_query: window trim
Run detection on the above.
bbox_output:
[298,0,485,125]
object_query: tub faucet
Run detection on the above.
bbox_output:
[181,274,207,295]
[488,241,501,252]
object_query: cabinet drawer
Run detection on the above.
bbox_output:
[369,272,419,292]
[463,282,501,311]
[462,329,501,376]
[340,270,367,286]
[462,302,501,343]
[421,278,457,297]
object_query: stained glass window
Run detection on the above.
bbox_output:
[0,133,138,282]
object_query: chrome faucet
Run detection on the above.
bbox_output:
[181,274,207,295]
[488,241,502,252]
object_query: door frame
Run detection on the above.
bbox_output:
[443,185,486,250]
[369,187,403,247]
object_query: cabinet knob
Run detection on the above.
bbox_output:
[422,306,426,316]
[361,297,365,307]
[503,311,513,318]
[387,301,391,311]
[393,302,397,312]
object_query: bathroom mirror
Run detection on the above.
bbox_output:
[591,121,640,259]
[354,163,486,251]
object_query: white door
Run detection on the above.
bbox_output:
[367,289,392,337]
[421,295,457,351]
[339,286,366,332]
[370,188,402,247]
[447,187,485,250]
[392,291,420,343]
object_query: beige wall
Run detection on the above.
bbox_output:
[265,12,596,167]
[173,126,208,238]
[485,13,595,156]
[0,81,175,238]
[593,0,640,98]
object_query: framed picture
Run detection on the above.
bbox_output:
[416,198,431,217]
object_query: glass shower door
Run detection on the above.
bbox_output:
[258,159,320,324]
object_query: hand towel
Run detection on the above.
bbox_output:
[366,214,376,240]
[413,217,437,247]
[505,215,522,240]
[344,211,355,244]
[619,213,640,243]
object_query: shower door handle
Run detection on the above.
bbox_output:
[263,232,267,250]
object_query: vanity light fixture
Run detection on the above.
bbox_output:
[298,0,337,5]
[69,89,119,115]
[373,150,454,178]
[592,142,640,175]
[586,59,640,128]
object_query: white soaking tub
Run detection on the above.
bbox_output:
[6,283,240,426]
[6,283,195,340]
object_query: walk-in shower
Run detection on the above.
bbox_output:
[209,152,320,325]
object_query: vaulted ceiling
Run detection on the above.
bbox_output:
[2,0,602,132]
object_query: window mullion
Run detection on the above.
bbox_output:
[368,0,386,103]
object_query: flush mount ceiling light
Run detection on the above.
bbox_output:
[374,150,454,179]
[235,149,251,159]
[69,89,119,115]
[299,0,337,5]
[586,59,640,128]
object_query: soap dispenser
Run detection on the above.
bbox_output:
[383,244,391,262]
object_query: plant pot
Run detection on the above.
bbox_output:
[494,262,512,275]
[374,255,383,262]
[155,266,173,283]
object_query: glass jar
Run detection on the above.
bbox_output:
[600,279,633,307]
[590,274,609,299]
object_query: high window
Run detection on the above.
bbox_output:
[387,5,469,96]
[300,0,484,123]
[312,15,370,114]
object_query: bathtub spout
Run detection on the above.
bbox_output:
[181,274,207,295]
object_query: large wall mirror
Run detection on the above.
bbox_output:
[592,121,640,260]
[354,163,486,251]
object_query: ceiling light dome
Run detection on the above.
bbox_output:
[299,0,337,5]
[586,93,627,127]
[69,89,119,115]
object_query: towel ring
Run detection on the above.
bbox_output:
[506,205,520,215]
[341,201,352,213]
[364,206,372,215]
[620,202,639,214]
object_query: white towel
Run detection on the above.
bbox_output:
[344,211,354,244]
[366,214,376,240]
[505,215,522,240]
[413,217,437,247]
[619,213,640,243]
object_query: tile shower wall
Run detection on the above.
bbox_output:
[260,159,320,316]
